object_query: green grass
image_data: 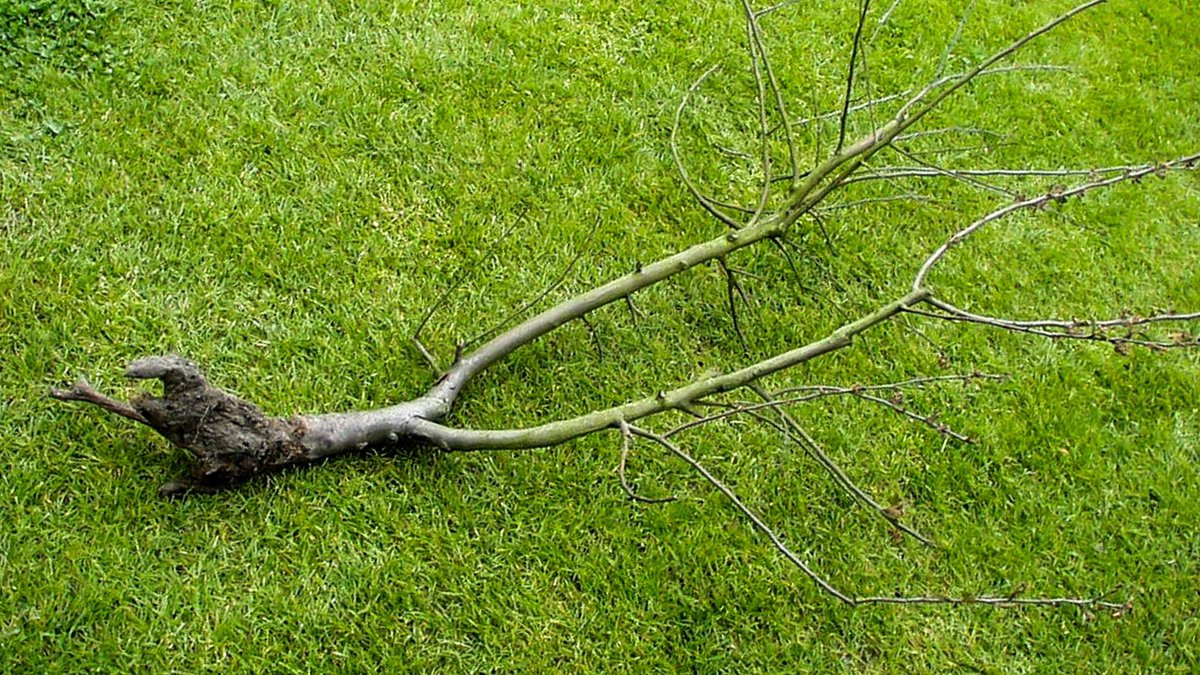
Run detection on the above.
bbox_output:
[2,0,1199,670]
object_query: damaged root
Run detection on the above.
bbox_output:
[53,355,312,496]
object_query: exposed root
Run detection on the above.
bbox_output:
[54,355,311,496]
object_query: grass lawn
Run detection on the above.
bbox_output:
[2,0,1199,670]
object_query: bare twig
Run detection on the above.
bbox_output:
[815,193,934,212]
[580,314,605,360]
[851,391,972,442]
[718,257,752,353]
[792,92,908,129]
[624,294,645,326]
[747,384,937,546]
[632,424,1129,610]
[914,153,1200,290]
[936,0,975,78]
[868,0,905,44]
[840,162,1144,186]
[855,594,1130,610]
[908,302,1200,350]
[836,0,873,154]
[740,0,800,193]
[629,424,856,604]
[671,64,745,230]
[462,218,601,349]
[887,146,1015,197]
[774,372,1007,396]
[667,373,1003,437]
[616,421,677,504]
[411,216,524,372]
[411,338,441,373]
[755,0,798,19]
[895,126,1005,143]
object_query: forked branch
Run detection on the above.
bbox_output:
[51,0,1197,611]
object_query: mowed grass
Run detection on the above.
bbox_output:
[2,0,1199,670]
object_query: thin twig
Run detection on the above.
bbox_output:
[748,384,937,546]
[936,0,975,78]
[616,421,677,504]
[840,162,1140,186]
[837,0,873,154]
[713,143,754,160]
[739,0,800,194]
[742,5,774,224]
[631,425,1126,609]
[868,0,905,44]
[855,594,1130,610]
[671,64,746,229]
[411,217,524,372]
[895,126,1005,143]
[581,314,605,360]
[412,338,441,373]
[913,153,1200,290]
[804,211,836,255]
[794,92,907,129]
[755,0,799,19]
[854,391,972,443]
[666,373,1001,439]
[628,424,856,604]
[766,235,850,321]
[908,301,1200,350]
[900,141,1018,159]
[887,145,1015,197]
[625,294,644,326]
[462,218,602,349]
[815,194,934,212]
[718,257,752,353]
[773,373,1007,396]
